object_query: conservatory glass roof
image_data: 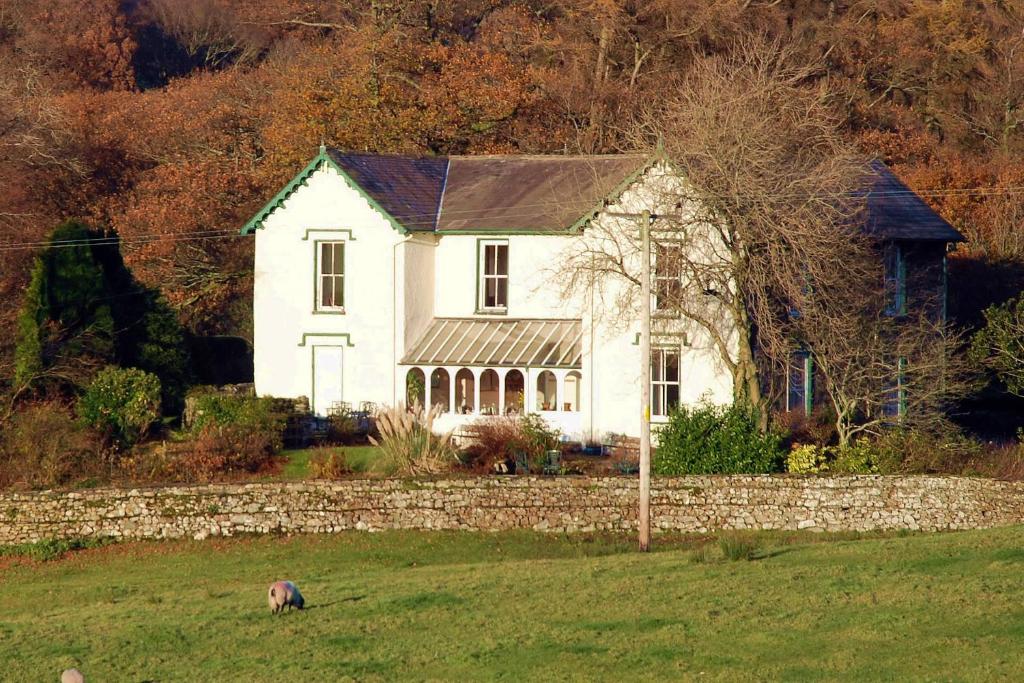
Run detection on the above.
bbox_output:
[401,318,583,369]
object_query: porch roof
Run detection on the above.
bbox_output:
[402,318,583,369]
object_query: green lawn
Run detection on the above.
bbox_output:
[278,445,383,479]
[5,527,1024,680]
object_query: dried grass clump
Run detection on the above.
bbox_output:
[369,403,458,476]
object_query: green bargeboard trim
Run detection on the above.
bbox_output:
[312,239,346,315]
[240,146,408,236]
[475,237,509,314]
[241,146,665,236]
[298,333,355,348]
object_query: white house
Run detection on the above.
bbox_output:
[241,146,733,439]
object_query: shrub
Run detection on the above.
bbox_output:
[460,414,561,472]
[77,367,161,447]
[654,402,785,475]
[718,532,759,561]
[308,449,350,479]
[461,417,526,472]
[170,392,286,480]
[871,428,983,474]
[831,440,880,474]
[326,410,358,445]
[370,403,458,476]
[0,402,103,488]
[176,424,280,480]
[786,444,829,474]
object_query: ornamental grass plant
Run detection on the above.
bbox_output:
[370,403,459,476]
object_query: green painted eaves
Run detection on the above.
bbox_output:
[239,147,408,236]
[567,150,665,234]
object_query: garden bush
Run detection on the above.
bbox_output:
[460,414,561,472]
[0,402,104,488]
[370,403,458,475]
[654,402,785,475]
[785,441,879,475]
[786,444,829,474]
[174,391,287,480]
[308,448,351,479]
[77,366,161,448]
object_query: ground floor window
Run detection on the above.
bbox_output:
[504,369,524,414]
[564,371,581,412]
[430,368,450,412]
[651,347,680,417]
[536,370,558,411]
[406,367,425,407]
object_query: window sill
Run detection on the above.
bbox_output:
[474,308,508,316]
[312,308,346,315]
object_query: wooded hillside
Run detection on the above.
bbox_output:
[1,0,1022,391]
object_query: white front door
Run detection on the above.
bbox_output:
[312,346,344,416]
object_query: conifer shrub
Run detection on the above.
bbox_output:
[654,402,785,475]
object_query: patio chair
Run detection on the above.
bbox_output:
[543,449,561,475]
[514,450,529,475]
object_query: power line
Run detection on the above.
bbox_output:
[1,182,1021,253]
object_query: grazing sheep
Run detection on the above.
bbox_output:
[268,580,305,614]
[61,669,85,683]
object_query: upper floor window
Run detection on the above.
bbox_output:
[478,240,508,312]
[651,347,680,418]
[654,242,683,311]
[317,241,345,311]
[884,243,906,316]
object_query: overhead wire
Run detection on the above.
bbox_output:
[1,183,1022,253]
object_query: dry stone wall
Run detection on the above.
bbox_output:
[3,475,1024,545]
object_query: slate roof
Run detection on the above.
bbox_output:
[327,151,647,233]
[243,149,964,243]
[326,151,447,231]
[864,160,965,242]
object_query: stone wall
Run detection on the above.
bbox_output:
[3,475,1024,545]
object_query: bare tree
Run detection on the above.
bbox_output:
[800,258,975,445]
[559,37,971,439]
[562,38,870,423]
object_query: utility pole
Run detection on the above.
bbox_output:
[639,209,652,552]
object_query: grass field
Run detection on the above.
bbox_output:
[4,527,1024,681]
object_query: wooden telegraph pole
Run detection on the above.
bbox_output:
[639,209,652,552]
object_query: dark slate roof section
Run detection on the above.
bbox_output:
[326,150,447,231]
[437,155,649,232]
[864,160,965,242]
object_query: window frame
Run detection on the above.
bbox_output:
[314,240,346,313]
[884,242,907,317]
[476,239,509,314]
[786,351,814,415]
[653,240,684,314]
[651,346,681,419]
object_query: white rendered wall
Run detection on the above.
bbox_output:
[252,161,734,434]
[253,165,404,413]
